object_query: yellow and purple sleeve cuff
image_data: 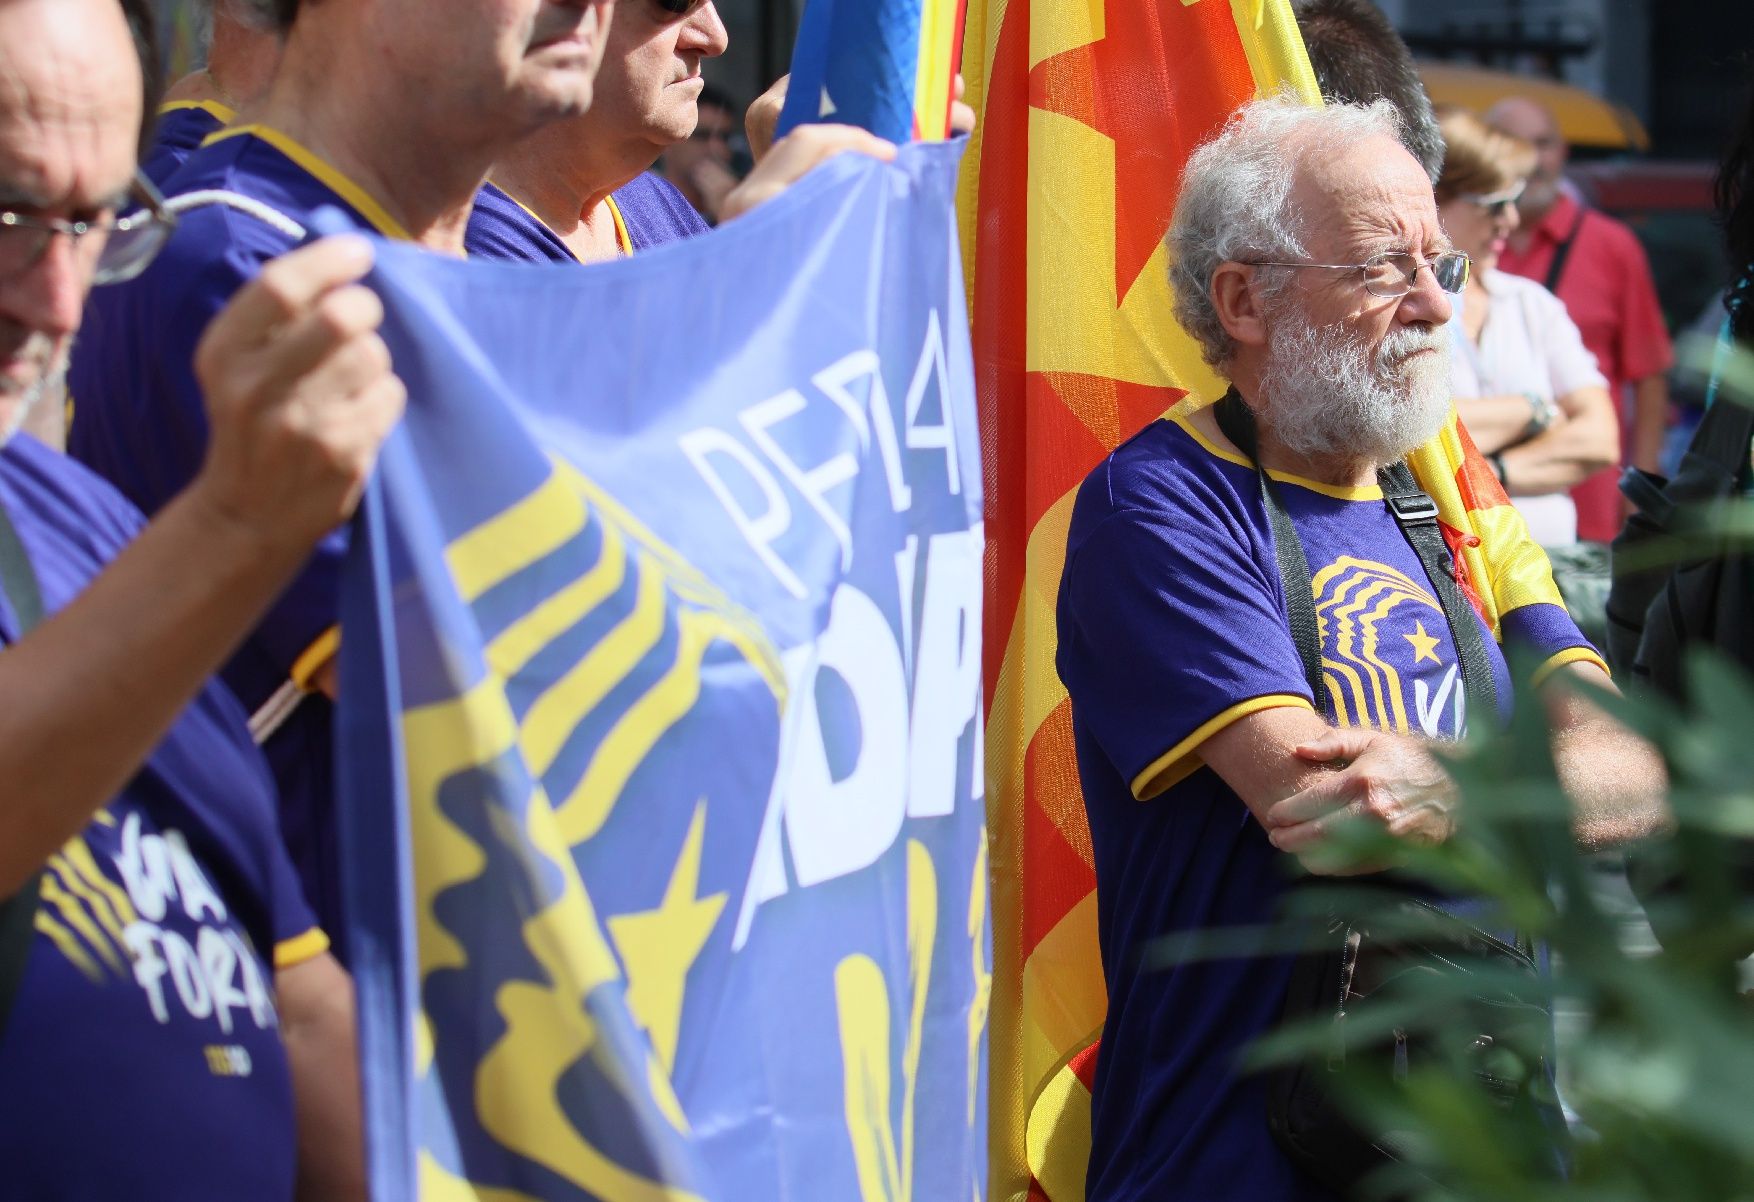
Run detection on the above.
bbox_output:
[1131,693,1315,801]
[274,926,331,970]
[1530,646,1610,689]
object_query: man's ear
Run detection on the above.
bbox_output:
[1211,262,1270,350]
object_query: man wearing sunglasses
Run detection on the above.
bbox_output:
[469,0,731,262]
[0,0,406,1195]
[1055,97,1663,1201]
[467,0,891,264]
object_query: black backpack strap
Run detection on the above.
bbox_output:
[1542,204,1589,295]
[0,497,43,1041]
[1686,395,1754,494]
[1213,390,1332,717]
[0,498,42,631]
[1377,461,1500,725]
[1618,391,1754,530]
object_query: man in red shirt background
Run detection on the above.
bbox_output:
[1489,96,1674,544]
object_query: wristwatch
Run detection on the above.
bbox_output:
[1520,391,1560,440]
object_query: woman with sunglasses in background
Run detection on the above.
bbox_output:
[1436,106,1619,552]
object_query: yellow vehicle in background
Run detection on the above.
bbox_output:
[1417,60,1721,334]
[1418,61,1650,152]
[1417,60,1727,456]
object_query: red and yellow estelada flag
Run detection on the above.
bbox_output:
[955,3,1573,1201]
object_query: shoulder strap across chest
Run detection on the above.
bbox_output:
[1212,391,1499,727]
[0,498,45,1041]
[1542,203,1590,295]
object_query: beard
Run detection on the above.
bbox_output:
[1519,171,1561,217]
[1256,304,1452,468]
[0,333,67,446]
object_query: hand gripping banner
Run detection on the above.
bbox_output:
[336,141,990,1202]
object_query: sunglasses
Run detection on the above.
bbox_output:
[648,0,709,17]
[1459,181,1526,217]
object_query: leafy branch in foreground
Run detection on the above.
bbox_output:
[1242,650,1754,1202]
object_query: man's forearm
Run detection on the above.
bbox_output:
[1545,665,1669,849]
[1499,387,1618,495]
[0,235,399,897]
[1554,721,1669,849]
[0,484,317,895]
[1201,709,1457,874]
[280,953,366,1202]
[1454,394,1538,454]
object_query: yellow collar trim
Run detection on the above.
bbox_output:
[200,123,413,241]
[159,98,237,124]
[605,194,633,257]
[488,184,584,264]
[1168,408,1386,502]
[480,184,632,261]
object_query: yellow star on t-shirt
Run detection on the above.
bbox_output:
[1405,620,1442,665]
[606,800,726,1076]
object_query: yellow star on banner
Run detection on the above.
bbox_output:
[606,800,726,1075]
[1405,620,1442,665]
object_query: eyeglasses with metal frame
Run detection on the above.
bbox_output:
[0,170,177,288]
[1239,249,1472,298]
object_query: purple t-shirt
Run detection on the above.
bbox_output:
[465,171,708,263]
[1056,411,1596,1202]
[614,171,711,250]
[0,435,321,1201]
[69,125,393,948]
[141,101,231,186]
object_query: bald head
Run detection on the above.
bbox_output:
[1486,96,1566,219]
[1485,97,1556,140]
[0,0,143,202]
[1291,130,1438,266]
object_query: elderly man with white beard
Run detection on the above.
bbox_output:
[1054,97,1667,1202]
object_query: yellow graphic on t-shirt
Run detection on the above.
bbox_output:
[1405,621,1442,665]
[1311,557,1450,734]
[32,818,279,1040]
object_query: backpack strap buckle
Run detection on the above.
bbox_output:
[1385,491,1439,527]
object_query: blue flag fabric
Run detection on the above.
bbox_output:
[778,0,924,143]
[337,141,989,1201]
